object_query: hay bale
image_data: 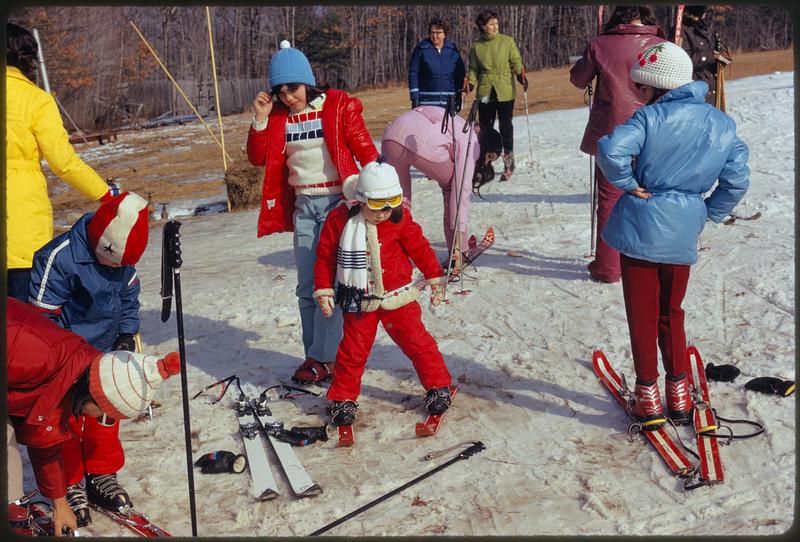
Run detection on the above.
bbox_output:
[224,147,263,211]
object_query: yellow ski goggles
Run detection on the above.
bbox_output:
[365,194,402,210]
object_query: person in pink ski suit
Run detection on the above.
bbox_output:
[381,106,480,268]
[570,6,666,283]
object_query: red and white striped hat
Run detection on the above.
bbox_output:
[87,192,149,266]
[89,351,181,419]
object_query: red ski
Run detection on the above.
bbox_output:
[685,344,725,487]
[89,504,172,537]
[592,350,694,477]
[337,425,355,447]
[416,384,458,437]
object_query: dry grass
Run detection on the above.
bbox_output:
[49,48,792,229]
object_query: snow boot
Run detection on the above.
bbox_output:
[424,386,452,415]
[630,381,667,430]
[292,357,333,385]
[86,473,133,515]
[665,373,692,425]
[66,480,92,527]
[328,400,358,426]
[500,153,515,181]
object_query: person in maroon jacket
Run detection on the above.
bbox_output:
[312,161,452,426]
[247,41,378,385]
[570,6,666,283]
[6,298,180,535]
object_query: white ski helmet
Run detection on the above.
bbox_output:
[354,161,402,202]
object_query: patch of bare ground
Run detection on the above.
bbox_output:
[48,48,792,231]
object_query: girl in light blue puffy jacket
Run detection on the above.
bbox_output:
[596,41,749,430]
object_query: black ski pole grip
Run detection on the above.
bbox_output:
[459,441,486,459]
[164,220,183,270]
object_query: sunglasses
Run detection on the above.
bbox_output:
[365,194,402,210]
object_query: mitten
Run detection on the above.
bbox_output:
[744,377,795,397]
[468,83,475,93]
[194,451,247,474]
[454,93,462,113]
[516,74,529,92]
[705,362,741,382]
[429,277,446,306]
[112,333,136,352]
[315,294,335,317]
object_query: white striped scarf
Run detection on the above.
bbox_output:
[336,211,368,295]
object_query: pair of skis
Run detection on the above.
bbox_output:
[337,384,458,446]
[593,346,725,489]
[9,488,171,537]
[236,391,323,499]
[193,375,322,500]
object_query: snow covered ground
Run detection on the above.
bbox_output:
[20,72,794,536]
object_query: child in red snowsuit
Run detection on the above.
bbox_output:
[313,161,453,425]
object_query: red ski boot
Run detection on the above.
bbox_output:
[630,381,667,430]
[666,373,692,425]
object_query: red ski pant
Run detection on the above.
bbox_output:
[62,415,125,485]
[620,254,691,383]
[327,301,452,402]
[591,164,624,282]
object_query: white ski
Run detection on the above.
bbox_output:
[236,395,280,500]
[251,396,323,497]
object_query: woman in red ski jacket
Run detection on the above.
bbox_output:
[246,41,378,385]
[570,6,666,283]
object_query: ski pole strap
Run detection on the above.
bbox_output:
[440,96,454,134]
[711,411,765,440]
[260,384,321,400]
[192,374,240,404]
[463,100,479,132]
[422,441,482,461]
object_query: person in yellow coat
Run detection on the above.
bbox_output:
[5,22,114,301]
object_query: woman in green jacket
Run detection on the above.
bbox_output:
[467,10,526,181]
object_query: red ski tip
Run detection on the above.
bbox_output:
[338,425,354,447]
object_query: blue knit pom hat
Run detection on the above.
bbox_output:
[269,40,316,89]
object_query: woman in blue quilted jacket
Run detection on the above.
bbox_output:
[408,18,466,111]
[597,41,749,430]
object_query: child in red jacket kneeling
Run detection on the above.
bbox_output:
[313,161,453,426]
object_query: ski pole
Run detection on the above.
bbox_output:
[161,221,198,537]
[520,68,535,168]
[585,81,597,258]
[308,441,486,536]
[443,100,479,300]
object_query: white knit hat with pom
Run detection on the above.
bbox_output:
[630,42,693,90]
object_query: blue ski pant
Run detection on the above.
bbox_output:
[293,193,343,362]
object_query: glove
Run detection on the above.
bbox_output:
[454,93,462,113]
[517,74,529,92]
[429,277,446,306]
[194,451,248,474]
[316,294,335,317]
[744,377,795,397]
[468,83,475,93]
[411,99,419,109]
[705,363,741,382]
[112,333,136,352]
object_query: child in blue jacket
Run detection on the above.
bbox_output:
[597,41,749,429]
[27,192,150,526]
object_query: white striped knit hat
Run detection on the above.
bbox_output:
[89,351,181,419]
[87,192,149,266]
[630,42,693,90]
